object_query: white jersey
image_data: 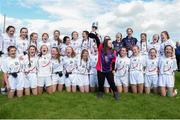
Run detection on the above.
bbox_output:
[130,55,144,71]
[115,56,130,77]
[159,56,177,75]
[37,54,52,77]
[2,34,16,54]
[160,39,176,56]
[16,37,29,55]
[1,56,22,73]
[63,56,77,73]
[71,39,81,54]
[81,38,94,51]
[51,57,63,73]
[76,58,90,75]
[89,53,98,74]
[23,56,38,73]
[144,58,158,75]
[137,41,148,56]
[37,41,51,51]
[50,39,61,49]
[148,42,160,56]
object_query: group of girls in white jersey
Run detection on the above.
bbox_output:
[0,25,178,98]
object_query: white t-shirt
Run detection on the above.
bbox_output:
[2,34,16,54]
[89,53,98,74]
[23,56,38,73]
[76,58,90,75]
[51,57,64,73]
[160,39,176,56]
[16,37,29,55]
[130,55,145,71]
[144,58,158,75]
[137,41,148,56]
[63,56,77,73]
[2,56,22,73]
[37,54,52,77]
[159,56,177,75]
[37,41,51,52]
[148,42,160,56]
[115,56,130,76]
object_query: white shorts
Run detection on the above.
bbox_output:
[130,71,144,85]
[37,76,52,87]
[114,75,129,87]
[24,73,38,88]
[104,78,110,87]
[77,74,89,87]
[159,74,174,88]
[8,72,24,90]
[52,74,64,85]
[64,74,76,87]
[89,74,98,87]
[145,75,158,88]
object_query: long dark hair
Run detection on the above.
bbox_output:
[102,36,113,55]
[30,32,38,47]
[54,30,62,45]
[28,45,37,67]
[20,27,28,39]
[6,26,15,33]
[52,47,61,63]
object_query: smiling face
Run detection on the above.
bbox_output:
[9,47,16,58]
[66,46,73,57]
[20,28,28,39]
[72,32,78,40]
[82,32,88,39]
[51,48,58,58]
[152,34,159,43]
[82,50,89,61]
[54,31,60,40]
[7,27,15,37]
[132,46,140,56]
[41,45,48,55]
[42,33,49,42]
[149,48,157,59]
[165,45,173,58]
[29,46,36,57]
[127,28,133,36]
[141,34,146,42]
[120,47,127,58]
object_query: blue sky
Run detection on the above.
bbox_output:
[0,0,179,41]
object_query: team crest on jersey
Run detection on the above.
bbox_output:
[15,62,19,65]
[70,61,73,64]
[23,43,26,46]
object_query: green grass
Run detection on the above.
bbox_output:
[0,72,180,119]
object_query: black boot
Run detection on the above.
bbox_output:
[97,92,103,99]
[114,92,120,101]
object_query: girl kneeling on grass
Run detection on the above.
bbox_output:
[2,46,24,98]
[144,48,159,94]
[37,45,52,94]
[159,45,177,97]
[114,47,130,93]
[51,47,64,92]
[63,46,77,92]
[76,49,90,93]
[129,45,144,94]
[23,45,38,95]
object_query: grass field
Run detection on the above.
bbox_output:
[0,72,180,119]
